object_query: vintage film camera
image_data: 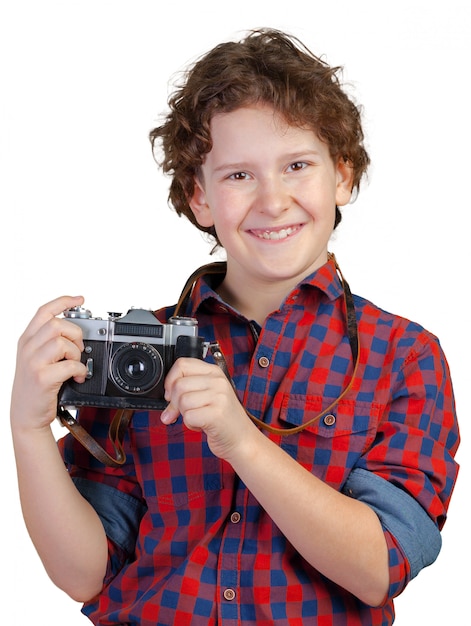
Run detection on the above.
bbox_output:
[58,306,207,411]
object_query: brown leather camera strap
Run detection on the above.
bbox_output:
[209,253,360,435]
[57,254,358,464]
[57,407,133,467]
[174,261,227,317]
[173,253,360,435]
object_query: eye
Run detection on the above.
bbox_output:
[287,161,308,172]
[229,171,251,181]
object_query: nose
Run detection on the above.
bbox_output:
[253,176,290,217]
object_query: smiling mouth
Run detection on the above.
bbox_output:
[252,225,301,241]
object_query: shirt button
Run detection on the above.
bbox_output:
[223,588,236,601]
[230,511,241,524]
[323,413,336,426]
[258,356,270,368]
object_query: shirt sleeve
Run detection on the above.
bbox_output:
[343,467,439,578]
[353,329,459,589]
[57,406,147,576]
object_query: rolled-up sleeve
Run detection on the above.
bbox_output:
[353,329,460,595]
[58,407,147,578]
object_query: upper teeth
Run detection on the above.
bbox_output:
[258,227,296,240]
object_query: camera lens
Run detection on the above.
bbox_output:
[110,342,163,394]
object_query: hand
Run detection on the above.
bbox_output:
[161,357,256,461]
[11,295,89,434]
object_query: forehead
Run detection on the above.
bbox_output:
[211,105,322,146]
[210,103,303,134]
[205,104,328,163]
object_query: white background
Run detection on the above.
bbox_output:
[1,1,469,624]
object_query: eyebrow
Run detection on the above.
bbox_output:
[212,162,249,173]
[212,150,324,173]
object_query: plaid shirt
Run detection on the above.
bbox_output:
[59,257,459,625]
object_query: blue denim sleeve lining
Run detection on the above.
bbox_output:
[342,467,441,579]
[73,477,147,556]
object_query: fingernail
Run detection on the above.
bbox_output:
[161,408,177,425]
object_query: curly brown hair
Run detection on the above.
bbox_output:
[149,28,370,245]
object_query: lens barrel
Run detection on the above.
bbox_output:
[110,342,163,394]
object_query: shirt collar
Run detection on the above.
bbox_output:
[181,255,344,318]
[300,255,344,302]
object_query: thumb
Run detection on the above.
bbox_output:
[161,403,179,425]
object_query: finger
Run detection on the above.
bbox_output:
[22,333,86,386]
[44,332,85,366]
[19,317,85,369]
[41,358,88,391]
[161,403,180,425]
[20,295,85,341]
[12,339,88,413]
[164,358,221,400]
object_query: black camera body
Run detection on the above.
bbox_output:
[58,306,206,411]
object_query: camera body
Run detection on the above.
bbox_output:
[58,306,206,411]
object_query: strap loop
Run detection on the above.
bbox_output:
[57,407,134,467]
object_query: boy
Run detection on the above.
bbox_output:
[10,28,459,625]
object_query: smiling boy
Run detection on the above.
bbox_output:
[186,104,352,323]
[11,29,459,625]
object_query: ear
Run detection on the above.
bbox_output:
[335,158,355,207]
[188,177,214,228]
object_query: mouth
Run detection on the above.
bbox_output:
[250,224,302,241]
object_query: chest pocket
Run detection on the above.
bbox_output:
[129,411,223,513]
[276,394,381,489]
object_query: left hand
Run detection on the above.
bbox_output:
[161,357,255,461]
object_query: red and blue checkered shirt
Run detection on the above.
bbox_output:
[59,257,459,625]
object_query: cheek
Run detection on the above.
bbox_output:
[314,206,337,234]
[212,191,247,227]
[212,212,238,240]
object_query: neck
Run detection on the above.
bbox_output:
[217,274,297,325]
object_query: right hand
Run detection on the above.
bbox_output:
[10,295,88,434]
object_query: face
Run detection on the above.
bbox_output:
[189,104,353,292]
